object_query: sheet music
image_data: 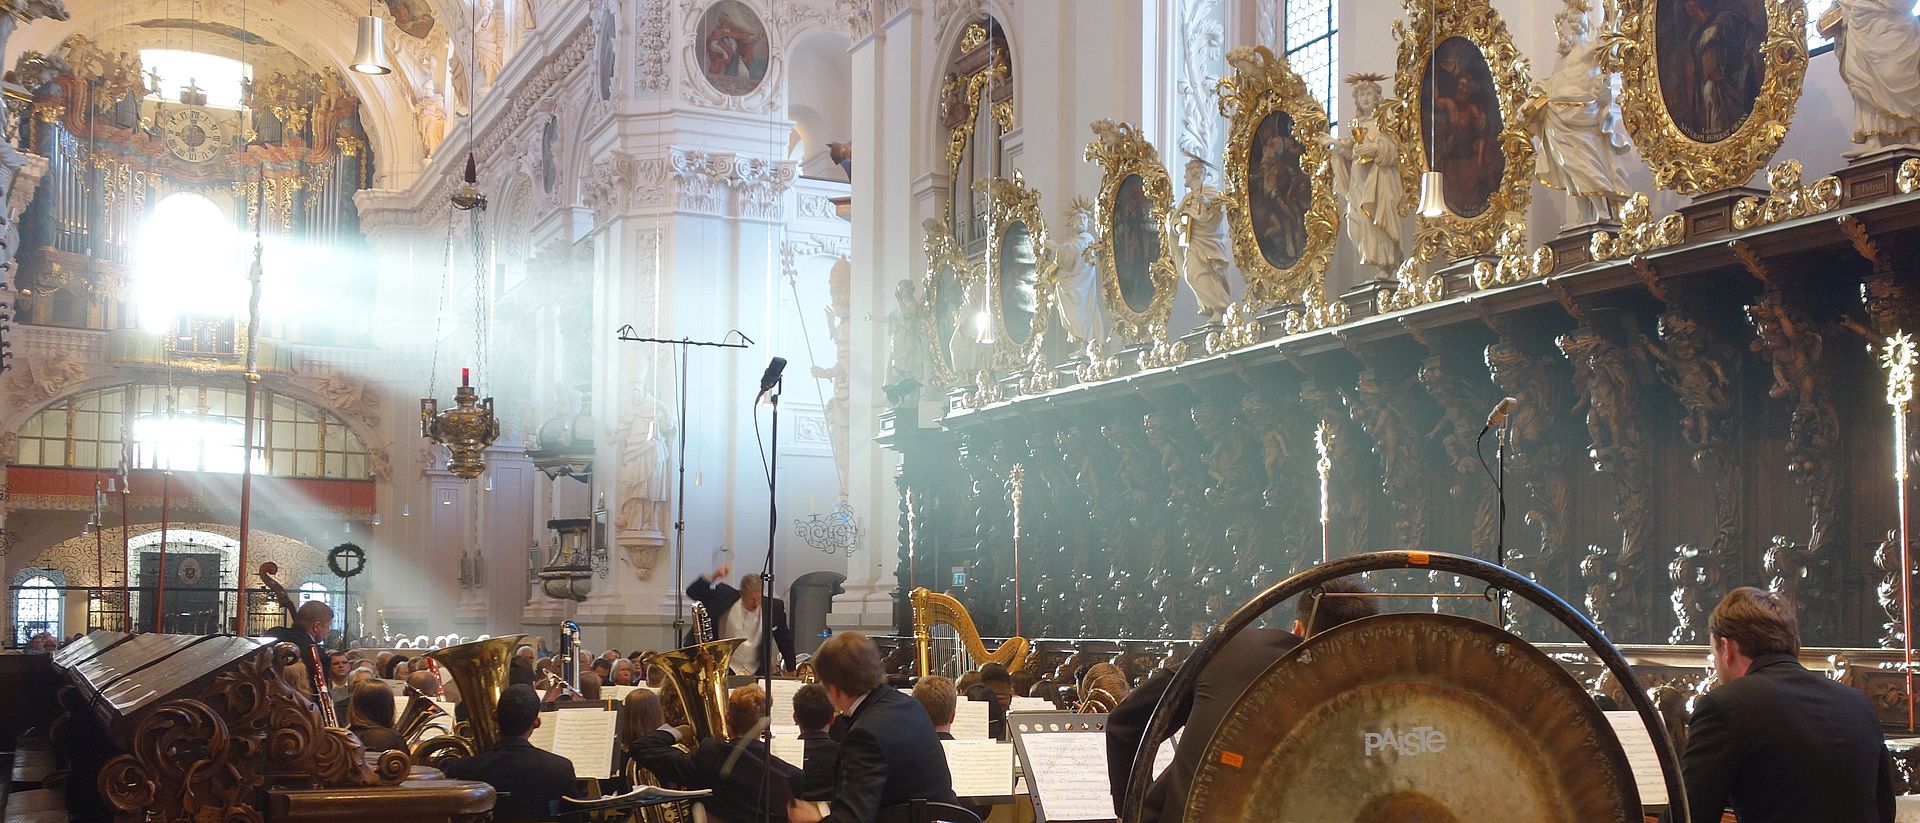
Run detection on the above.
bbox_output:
[769,724,806,767]
[1603,711,1669,807]
[768,679,803,726]
[527,710,558,751]
[953,698,992,739]
[1018,732,1115,821]
[943,739,1014,798]
[1009,696,1054,712]
[604,685,639,702]
[549,708,622,780]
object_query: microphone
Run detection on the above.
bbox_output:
[1480,396,1517,435]
[755,357,788,400]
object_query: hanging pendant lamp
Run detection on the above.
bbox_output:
[1417,0,1444,218]
[351,2,392,75]
[1418,170,1448,218]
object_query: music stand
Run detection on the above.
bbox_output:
[614,326,751,644]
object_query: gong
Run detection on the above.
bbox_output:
[1184,612,1641,822]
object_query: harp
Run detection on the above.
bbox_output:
[911,587,1030,677]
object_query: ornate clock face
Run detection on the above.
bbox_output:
[161,107,229,163]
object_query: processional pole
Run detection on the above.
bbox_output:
[1883,333,1915,732]
[614,326,751,644]
[235,170,267,636]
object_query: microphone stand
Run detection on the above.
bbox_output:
[758,376,782,823]
[614,326,751,646]
[1496,421,1509,627]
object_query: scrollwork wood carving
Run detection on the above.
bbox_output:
[1557,324,1652,639]
[1341,368,1429,550]
[1747,291,1842,631]
[1485,340,1571,633]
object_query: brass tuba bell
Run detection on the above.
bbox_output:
[408,633,525,767]
[641,638,744,744]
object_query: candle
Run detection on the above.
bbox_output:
[462,367,470,387]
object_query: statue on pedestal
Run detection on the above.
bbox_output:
[1327,73,1404,276]
[810,257,852,503]
[1172,155,1233,321]
[1526,0,1630,228]
[1818,0,1920,156]
[884,278,933,402]
[614,366,675,535]
[1051,197,1109,346]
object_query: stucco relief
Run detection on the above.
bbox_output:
[3,350,87,412]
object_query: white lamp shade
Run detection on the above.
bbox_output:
[1417,170,1448,218]
[351,16,392,75]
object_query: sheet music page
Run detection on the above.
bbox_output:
[604,685,638,702]
[551,709,621,780]
[943,739,1014,798]
[1603,711,1669,807]
[1009,696,1054,712]
[527,710,558,751]
[769,724,806,767]
[1018,732,1115,821]
[953,698,992,739]
[769,679,803,726]
[1151,731,1179,778]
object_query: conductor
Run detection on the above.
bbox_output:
[686,562,795,676]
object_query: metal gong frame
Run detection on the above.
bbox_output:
[1119,549,1690,822]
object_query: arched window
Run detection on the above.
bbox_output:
[296,577,342,634]
[13,383,370,479]
[1285,0,1339,122]
[12,570,65,646]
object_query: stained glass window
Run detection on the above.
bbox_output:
[1286,0,1340,123]
[13,574,63,646]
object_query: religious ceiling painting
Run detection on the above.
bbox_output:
[1087,120,1178,343]
[1385,0,1533,259]
[1217,45,1338,308]
[1607,0,1807,194]
[697,0,770,97]
[380,0,437,39]
[981,174,1054,370]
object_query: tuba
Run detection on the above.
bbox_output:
[396,686,453,742]
[690,602,717,644]
[408,633,524,767]
[640,638,743,744]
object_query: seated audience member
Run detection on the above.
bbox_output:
[962,683,1006,741]
[1106,576,1377,823]
[610,658,636,687]
[509,645,537,687]
[788,632,955,823]
[327,652,353,690]
[375,650,395,673]
[911,676,958,740]
[346,679,407,753]
[406,669,443,698]
[591,658,614,684]
[382,655,409,680]
[630,684,802,823]
[579,671,603,701]
[1670,587,1893,823]
[441,684,577,821]
[793,683,841,801]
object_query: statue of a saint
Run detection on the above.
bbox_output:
[614,367,675,534]
[412,91,448,157]
[1818,0,1920,156]
[1327,73,1405,276]
[810,258,853,503]
[885,279,934,395]
[1172,156,1233,321]
[474,0,506,90]
[1051,198,1110,345]
[1526,0,1630,228]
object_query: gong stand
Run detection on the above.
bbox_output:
[1119,549,1690,823]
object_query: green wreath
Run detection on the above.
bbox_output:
[328,543,366,579]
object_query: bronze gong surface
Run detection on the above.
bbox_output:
[1183,612,1640,822]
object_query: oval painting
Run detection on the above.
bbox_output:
[1420,36,1505,218]
[997,219,1039,345]
[1654,0,1765,143]
[697,0,770,97]
[1111,173,1160,313]
[1247,110,1311,268]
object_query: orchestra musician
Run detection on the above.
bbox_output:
[345,679,407,754]
[793,683,841,801]
[1105,576,1378,823]
[910,676,958,740]
[788,631,956,823]
[440,684,578,822]
[629,683,802,823]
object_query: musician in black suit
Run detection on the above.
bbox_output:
[788,631,956,823]
[1669,587,1894,823]
[441,684,578,821]
[1106,577,1377,823]
[687,562,796,677]
[261,600,332,696]
[793,683,841,802]
[629,683,802,823]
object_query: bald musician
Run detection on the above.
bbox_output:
[1106,577,1377,823]
[1670,587,1893,823]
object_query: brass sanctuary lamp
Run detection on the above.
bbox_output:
[421,368,500,479]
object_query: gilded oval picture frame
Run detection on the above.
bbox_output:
[1605,0,1806,194]
[1216,45,1338,308]
[1085,120,1179,343]
[979,174,1056,369]
[1386,0,1534,259]
[919,217,977,389]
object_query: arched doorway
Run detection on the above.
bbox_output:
[127,528,236,635]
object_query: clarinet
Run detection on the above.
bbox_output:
[309,644,340,727]
[561,620,580,694]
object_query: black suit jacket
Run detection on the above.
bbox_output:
[798,729,841,802]
[440,737,577,822]
[685,577,796,675]
[1671,653,1893,823]
[1105,627,1300,823]
[630,729,802,823]
[821,686,956,823]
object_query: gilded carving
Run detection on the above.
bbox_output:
[1215,45,1339,306]
[1135,324,1191,370]
[1600,0,1808,195]
[1485,340,1571,632]
[1472,213,1555,289]
[1900,158,1920,193]
[1086,120,1180,343]
[1381,0,1535,258]
[1202,301,1262,355]
[1589,192,1683,262]
[1281,287,1350,335]
[1732,159,1841,230]
[979,174,1056,371]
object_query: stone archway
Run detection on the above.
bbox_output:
[24,523,328,590]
